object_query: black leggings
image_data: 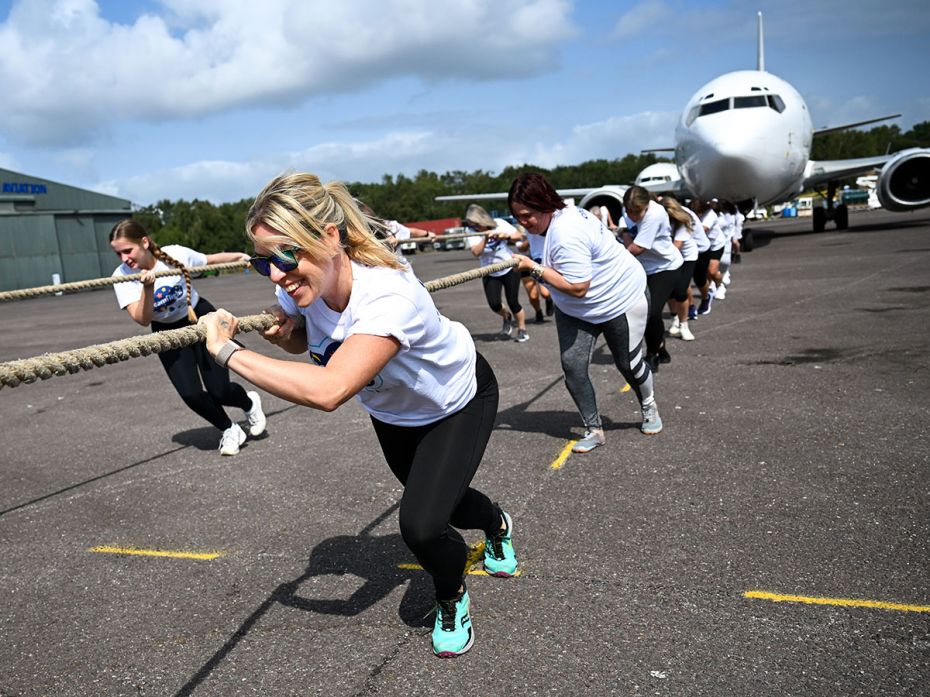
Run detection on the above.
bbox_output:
[482,269,522,315]
[672,260,697,302]
[645,269,679,355]
[152,297,252,431]
[693,250,712,288]
[371,353,501,600]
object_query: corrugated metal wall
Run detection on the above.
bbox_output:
[0,168,131,292]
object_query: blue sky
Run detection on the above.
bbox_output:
[0,0,928,206]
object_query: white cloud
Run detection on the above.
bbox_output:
[95,107,685,205]
[530,110,679,168]
[0,0,575,146]
[612,0,668,39]
[97,158,277,204]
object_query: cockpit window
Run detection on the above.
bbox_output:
[698,98,730,116]
[768,94,786,113]
[685,105,700,126]
[734,95,768,109]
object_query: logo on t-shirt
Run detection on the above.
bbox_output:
[153,284,185,314]
[309,336,385,392]
[309,338,341,367]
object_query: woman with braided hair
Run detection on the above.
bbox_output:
[109,220,266,456]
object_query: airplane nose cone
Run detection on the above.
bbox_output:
[678,116,796,203]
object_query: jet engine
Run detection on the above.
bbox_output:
[577,185,628,226]
[876,148,930,212]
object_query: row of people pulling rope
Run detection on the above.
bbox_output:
[7,171,665,660]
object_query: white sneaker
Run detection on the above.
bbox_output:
[668,316,681,337]
[219,423,246,456]
[715,284,727,300]
[245,390,266,436]
[722,271,731,285]
[571,428,605,453]
[679,322,695,341]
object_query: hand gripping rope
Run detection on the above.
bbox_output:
[0,259,518,389]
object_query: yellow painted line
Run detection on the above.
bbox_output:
[398,541,521,576]
[89,545,223,560]
[619,383,631,393]
[397,563,522,577]
[465,541,485,569]
[551,440,576,470]
[744,590,930,613]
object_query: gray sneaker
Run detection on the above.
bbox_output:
[498,312,514,338]
[641,400,663,435]
[514,329,529,343]
[572,428,605,453]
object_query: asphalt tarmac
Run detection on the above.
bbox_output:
[1,208,928,696]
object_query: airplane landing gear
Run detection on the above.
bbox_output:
[813,182,849,232]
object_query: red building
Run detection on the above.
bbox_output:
[402,217,461,234]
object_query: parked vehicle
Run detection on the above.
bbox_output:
[433,226,468,251]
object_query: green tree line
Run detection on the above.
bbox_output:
[135,121,929,252]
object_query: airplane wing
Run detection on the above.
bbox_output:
[435,187,601,202]
[803,155,892,189]
[813,114,900,137]
[638,178,688,197]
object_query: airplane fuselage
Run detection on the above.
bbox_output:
[675,70,813,205]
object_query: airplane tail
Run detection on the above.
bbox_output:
[757,11,765,71]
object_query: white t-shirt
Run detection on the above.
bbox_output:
[275,261,477,427]
[527,231,546,262]
[387,220,411,241]
[673,220,699,262]
[542,206,646,324]
[625,200,683,275]
[684,207,710,252]
[112,244,206,324]
[718,212,735,242]
[702,209,726,250]
[467,218,515,277]
[734,211,745,240]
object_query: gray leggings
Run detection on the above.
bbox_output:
[555,292,653,430]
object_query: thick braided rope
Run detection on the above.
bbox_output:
[0,261,249,303]
[0,258,519,389]
[0,314,278,388]
[423,258,517,291]
[431,231,494,243]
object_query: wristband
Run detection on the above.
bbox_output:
[531,264,546,280]
[214,339,244,368]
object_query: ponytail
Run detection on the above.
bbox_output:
[659,197,693,234]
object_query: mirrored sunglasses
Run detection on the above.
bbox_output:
[249,248,300,276]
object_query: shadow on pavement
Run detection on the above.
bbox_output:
[173,502,441,697]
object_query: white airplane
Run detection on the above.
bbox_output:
[438,13,930,234]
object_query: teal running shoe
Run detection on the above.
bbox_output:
[484,510,518,577]
[432,588,474,657]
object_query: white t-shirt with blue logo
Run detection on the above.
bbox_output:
[275,261,477,427]
[112,245,206,323]
[542,206,646,324]
[467,218,516,278]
